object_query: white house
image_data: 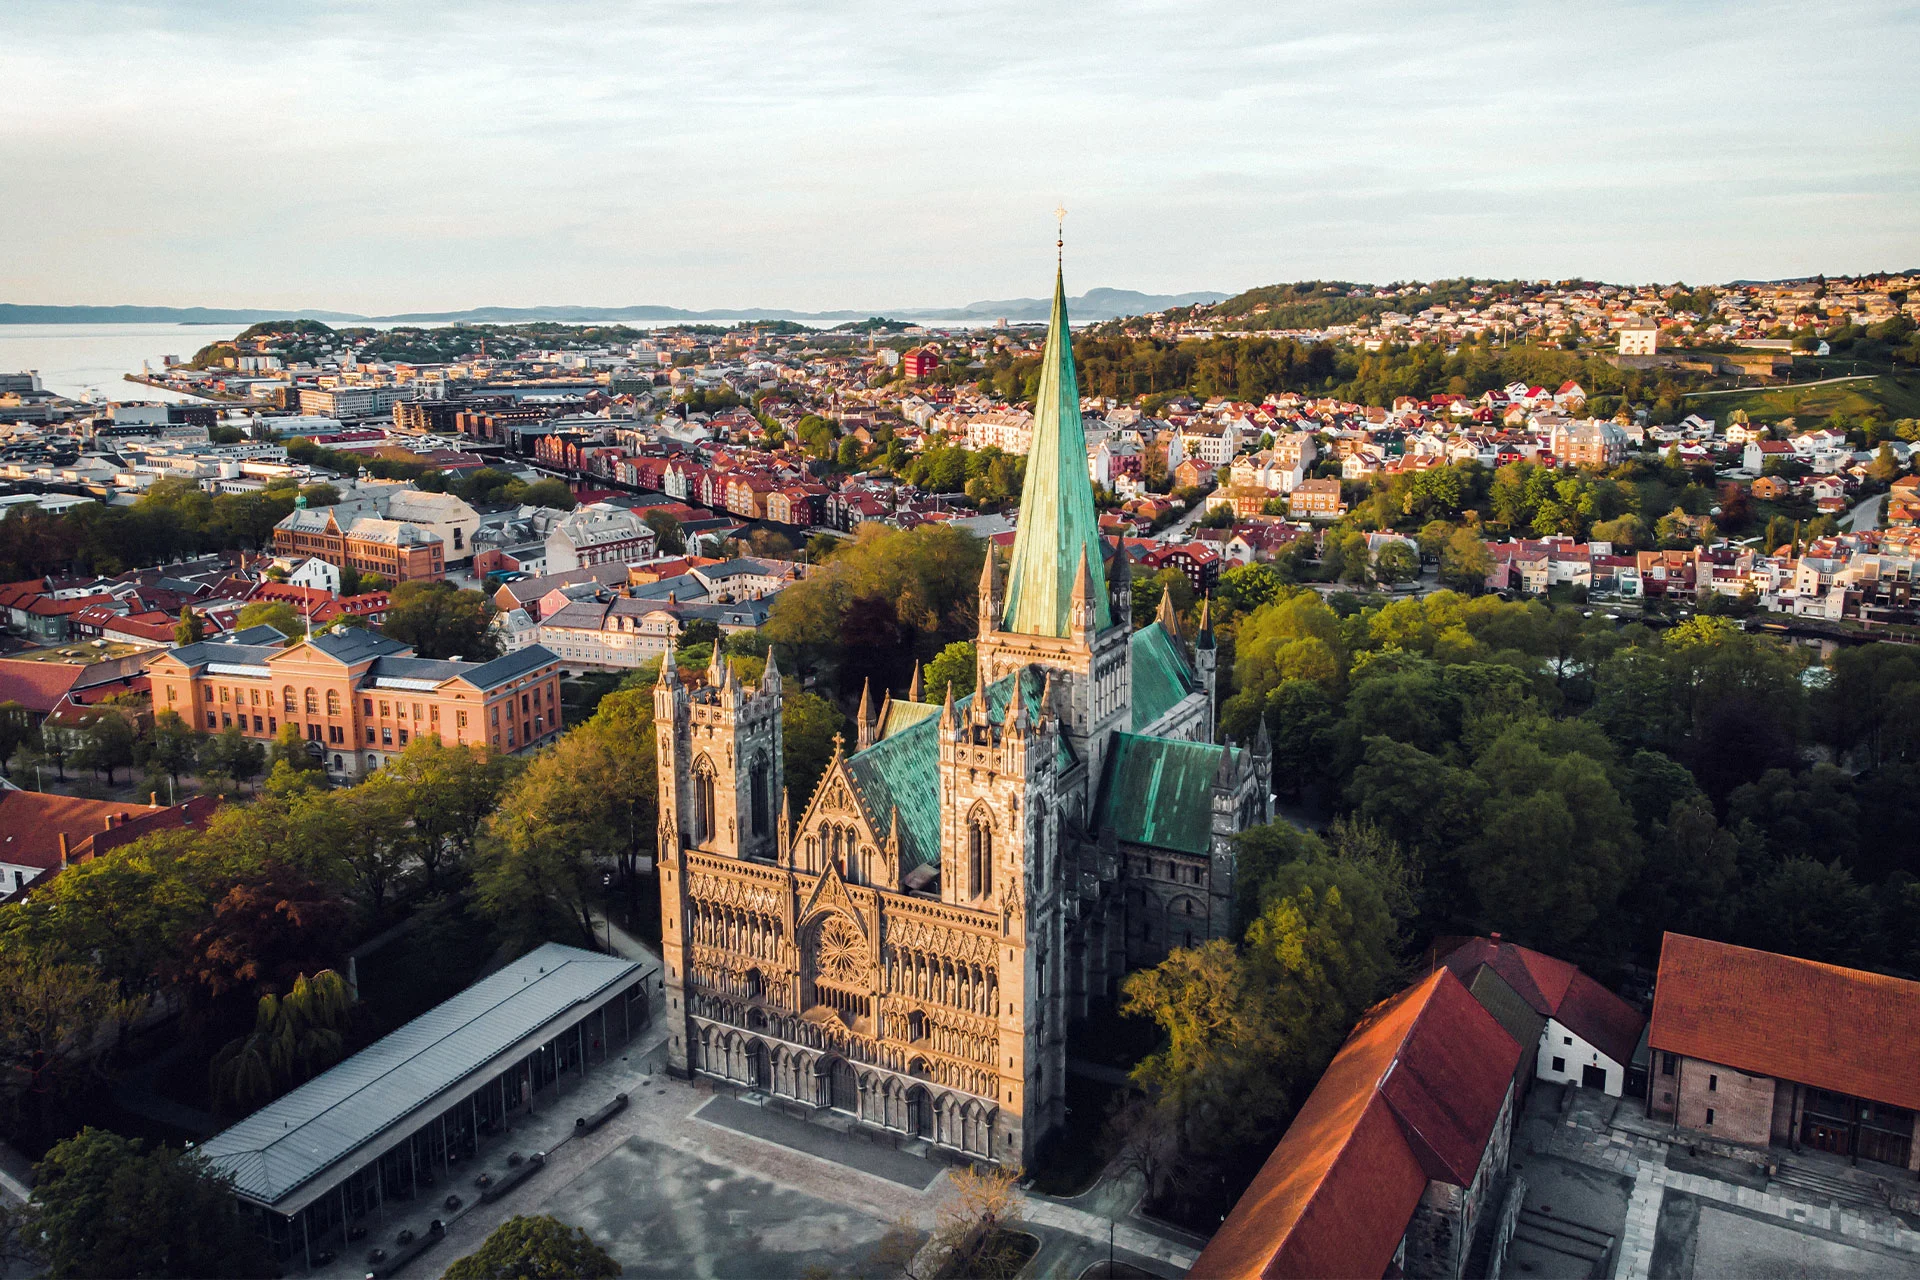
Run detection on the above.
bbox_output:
[1437,936,1646,1098]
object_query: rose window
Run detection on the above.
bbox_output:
[816,917,864,982]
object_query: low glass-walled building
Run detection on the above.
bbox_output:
[199,942,647,1270]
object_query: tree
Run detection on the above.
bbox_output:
[211,970,353,1112]
[922,639,977,702]
[1439,527,1493,590]
[145,709,203,788]
[927,1165,1025,1280]
[677,618,722,652]
[174,607,206,646]
[0,700,37,776]
[234,600,300,638]
[520,478,577,511]
[445,1216,621,1280]
[381,581,501,660]
[784,690,847,812]
[74,710,137,785]
[31,1128,275,1279]
[199,725,266,794]
[382,734,516,890]
[184,864,350,1011]
[266,721,322,776]
[0,959,142,1141]
[1736,857,1878,969]
[1373,540,1418,586]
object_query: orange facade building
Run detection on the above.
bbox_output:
[147,629,563,781]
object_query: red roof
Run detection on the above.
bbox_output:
[0,790,220,877]
[1436,936,1644,1070]
[1193,970,1520,1280]
[1649,933,1920,1112]
[0,659,87,714]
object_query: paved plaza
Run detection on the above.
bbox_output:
[306,961,1201,1280]
[1519,1085,1920,1280]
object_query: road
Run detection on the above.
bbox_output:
[1842,491,1884,532]
[1686,374,1876,398]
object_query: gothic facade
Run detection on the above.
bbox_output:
[655,269,1273,1166]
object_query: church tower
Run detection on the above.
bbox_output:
[975,261,1133,821]
[655,645,785,1075]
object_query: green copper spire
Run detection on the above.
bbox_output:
[1001,266,1110,637]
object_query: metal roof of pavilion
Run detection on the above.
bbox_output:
[200,942,640,1213]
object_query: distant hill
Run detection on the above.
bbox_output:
[0,303,365,325]
[0,287,1229,329]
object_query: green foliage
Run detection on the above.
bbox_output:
[0,960,143,1141]
[520,478,577,511]
[381,580,501,660]
[211,969,353,1112]
[783,690,847,812]
[922,640,978,703]
[444,1215,622,1280]
[32,1127,274,1279]
[235,600,301,638]
[764,523,984,697]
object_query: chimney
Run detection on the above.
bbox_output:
[1489,931,1502,943]
[150,792,159,807]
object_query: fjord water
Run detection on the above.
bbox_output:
[0,323,244,402]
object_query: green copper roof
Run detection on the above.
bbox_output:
[1094,732,1224,855]
[844,669,1072,873]
[1129,621,1198,731]
[1001,268,1110,637]
[880,699,939,739]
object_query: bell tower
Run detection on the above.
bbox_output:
[655,645,785,1077]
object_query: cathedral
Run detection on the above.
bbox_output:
[653,265,1273,1166]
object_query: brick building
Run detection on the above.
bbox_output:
[1648,933,1920,1173]
[273,502,446,584]
[145,629,563,783]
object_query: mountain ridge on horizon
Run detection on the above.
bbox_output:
[0,287,1229,329]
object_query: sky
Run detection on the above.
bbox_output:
[4,0,1918,314]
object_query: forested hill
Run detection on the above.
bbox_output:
[1196,279,1527,329]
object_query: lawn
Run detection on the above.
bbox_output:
[1686,373,1920,425]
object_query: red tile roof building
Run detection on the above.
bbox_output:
[0,790,221,898]
[1648,933,1920,1171]
[1435,935,1645,1097]
[1193,969,1522,1280]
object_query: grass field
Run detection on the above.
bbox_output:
[1685,372,1920,424]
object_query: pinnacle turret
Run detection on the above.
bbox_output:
[908,660,923,702]
[1156,583,1180,638]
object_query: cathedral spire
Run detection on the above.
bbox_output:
[1197,596,1215,650]
[908,660,923,702]
[658,641,679,685]
[1156,582,1180,638]
[999,258,1109,638]
[939,680,957,733]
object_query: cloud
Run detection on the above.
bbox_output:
[1,0,1915,311]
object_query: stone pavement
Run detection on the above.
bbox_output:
[1529,1090,1920,1280]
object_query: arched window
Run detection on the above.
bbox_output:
[304,687,319,714]
[749,758,770,838]
[693,756,716,845]
[283,686,297,713]
[325,689,341,716]
[968,808,992,899]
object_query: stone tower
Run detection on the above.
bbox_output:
[654,645,785,1075]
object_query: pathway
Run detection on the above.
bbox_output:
[1686,374,1877,398]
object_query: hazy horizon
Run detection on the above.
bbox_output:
[6,1,1917,314]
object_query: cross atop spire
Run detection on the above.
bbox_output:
[1054,204,1066,264]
